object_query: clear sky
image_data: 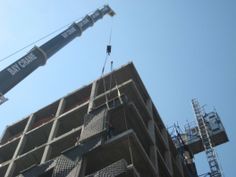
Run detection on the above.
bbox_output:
[0,0,235,176]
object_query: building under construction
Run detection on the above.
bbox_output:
[0,3,229,177]
[0,62,206,177]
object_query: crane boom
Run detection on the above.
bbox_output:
[0,5,115,99]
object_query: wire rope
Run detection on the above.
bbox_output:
[0,9,98,64]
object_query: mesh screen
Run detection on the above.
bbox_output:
[79,109,107,142]
[52,155,76,177]
[87,159,127,177]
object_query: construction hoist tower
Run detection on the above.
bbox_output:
[191,99,222,177]
[170,99,228,177]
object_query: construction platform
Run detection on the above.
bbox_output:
[0,62,198,177]
[173,112,228,154]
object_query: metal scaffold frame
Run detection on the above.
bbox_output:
[191,99,222,177]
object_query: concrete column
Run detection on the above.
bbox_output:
[148,120,158,174]
[146,98,153,119]
[4,163,16,177]
[55,98,66,117]
[148,120,155,143]
[165,136,173,176]
[5,114,35,177]
[88,81,98,113]
[161,128,168,145]
[41,98,65,163]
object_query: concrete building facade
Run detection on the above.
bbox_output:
[0,63,197,177]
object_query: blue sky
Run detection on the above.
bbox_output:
[0,0,235,176]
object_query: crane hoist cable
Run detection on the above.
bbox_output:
[106,18,122,103]
[106,20,113,56]
[109,60,123,104]
[0,23,69,63]
[101,18,113,75]
[100,19,114,109]
[101,30,122,108]
[108,60,113,98]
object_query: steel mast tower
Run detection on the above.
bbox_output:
[191,99,222,177]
